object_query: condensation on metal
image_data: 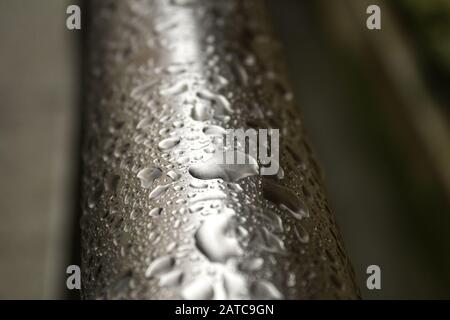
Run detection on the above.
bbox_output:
[81,0,360,299]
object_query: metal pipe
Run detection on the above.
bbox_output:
[81,0,360,299]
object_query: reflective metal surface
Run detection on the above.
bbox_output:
[81,0,359,299]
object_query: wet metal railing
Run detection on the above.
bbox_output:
[81,0,360,299]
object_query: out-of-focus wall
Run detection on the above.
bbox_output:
[0,0,78,299]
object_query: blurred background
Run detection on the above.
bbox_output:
[0,0,449,299]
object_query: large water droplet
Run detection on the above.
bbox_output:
[158,137,181,151]
[190,103,211,121]
[250,280,283,299]
[239,258,264,271]
[189,151,258,182]
[203,125,226,136]
[294,224,310,244]
[182,278,214,300]
[262,179,309,219]
[159,269,184,287]
[195,211,242,262]
[145,255,175,278]
[149,184,170,200]
[262,210,284,233]
[223,270,248,299]
[261,226,285,252]
[137,166,162,188]
[197,89,233,114]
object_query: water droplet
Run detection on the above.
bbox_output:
[167,170,182,181]
[182,278,214,300]
[203,125,226,136]
[189,180,208,189]
[262,210,284,233]
[190,190,227,203]
[106,271,133,299]
[189,151,258,182]
[244,54,256,66]
[154,20,178,33]
[197,89,233,114]
[145,255,175,278]
[239,258,264,271]
[137,166,162,188]
[215,74,229,87]
[160,81,188,96]
[195,211,242,262]
[223,270,248,299]
[287,273,296,287]
[149,184,170,200]
[189,203,204,213]
[131,80,158,99]
[261,226,285,252]
[159,269,184,287]
[262,179,309,219]
[177,156,190,164]
[330,274,344,290]
[284,91,294,101]
[190,103,211,121]
[204,146,216,153]
[233,63,249,86]
[104,174,121,193]
[276,166,285,179]
[250,280,283,299]
[159,127,171,135]
[137,117,153,130]
[228,183,244,193]
[172,120,184,128]
[149,207,163,217]
[158,137,181,150]
[130,208,141,220]
[294,224,310,244]
[236,225,249,238]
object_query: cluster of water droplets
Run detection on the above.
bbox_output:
[81,0,359,300]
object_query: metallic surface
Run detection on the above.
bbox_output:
[81,0,359,299]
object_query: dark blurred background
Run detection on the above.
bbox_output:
[0,0,449,299]
[0,0,80,299]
